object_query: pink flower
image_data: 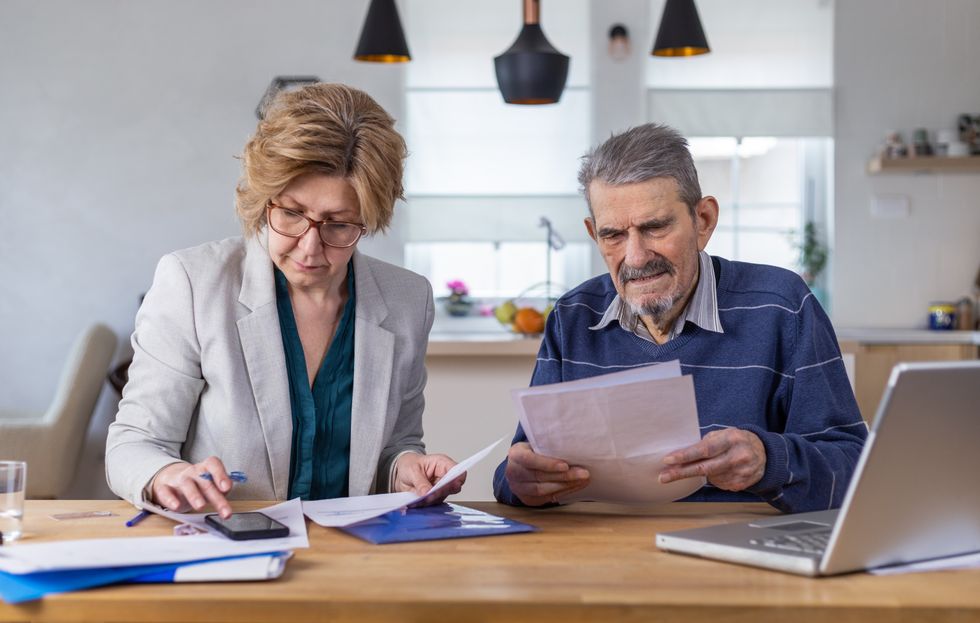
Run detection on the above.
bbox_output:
[446,280,469,296]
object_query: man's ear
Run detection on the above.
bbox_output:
[695,196,719,251]
[584,217,598,242]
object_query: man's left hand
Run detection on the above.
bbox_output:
[659,428,766,491]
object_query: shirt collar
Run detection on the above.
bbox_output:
[589,251,724,342]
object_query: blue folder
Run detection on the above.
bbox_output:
[0,552,289,604]
[340,503,536,544]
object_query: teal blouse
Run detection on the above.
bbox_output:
[274,264,355,500]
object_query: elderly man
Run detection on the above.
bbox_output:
[493,124,866,514]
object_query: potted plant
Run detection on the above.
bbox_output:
[796,221,829,309]
[798,221,828,286]
[444,280,473,317]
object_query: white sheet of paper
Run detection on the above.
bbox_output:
[869,551,980,576]
[302,492,416,528]
[512,361,705,504]
[303,437,504,528]
[0,499,308,575]
[139,497,309,549]
[514,360,682,449]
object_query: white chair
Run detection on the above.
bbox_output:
[0,324,117,498]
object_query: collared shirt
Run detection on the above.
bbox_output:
[275,263,355,501]
[589,250,724,343]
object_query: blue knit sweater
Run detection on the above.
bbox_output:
[493,256,867,514]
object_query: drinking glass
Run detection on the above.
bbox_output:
[0,461,27,543]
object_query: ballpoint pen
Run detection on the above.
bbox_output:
[198,470,248,484]
[125,509,151,527]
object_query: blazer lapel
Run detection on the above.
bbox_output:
[349,251,394,496]
[237,234,292,501]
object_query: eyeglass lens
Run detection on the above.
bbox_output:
[269,207,363,247]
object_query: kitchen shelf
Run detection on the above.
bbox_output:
[867,155,980,174]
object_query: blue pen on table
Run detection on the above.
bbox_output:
[125,510,151,527]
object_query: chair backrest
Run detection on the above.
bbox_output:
[23,324,117,497]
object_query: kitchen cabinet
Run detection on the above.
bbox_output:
[838,332,980,422]
[424,334,538,501]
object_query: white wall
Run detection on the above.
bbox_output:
[0,0,405,497]
[588,0,651,277]
[833,0,980,328]
[5,0,979,499]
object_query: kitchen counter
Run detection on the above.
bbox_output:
[427,331,541,356]
[836,328,980,345]
[425,328,980,357]
[837,329,978,422]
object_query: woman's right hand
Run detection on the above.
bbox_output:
[149,456,234,518]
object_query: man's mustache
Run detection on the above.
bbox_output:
[619,258,675,284]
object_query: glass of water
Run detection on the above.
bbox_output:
[0,461,27,543]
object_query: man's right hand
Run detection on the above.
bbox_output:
[149,456,234,518]
[504,442,590,506]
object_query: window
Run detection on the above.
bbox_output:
[645,0,835,281]
[690,137,833,271]
[402,0,593,299]
[406,242,592,300]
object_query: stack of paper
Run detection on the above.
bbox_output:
[1,439,520,603]
[303,438,503,528]
[512,360,706,504]
[0,499,307,603]
[302,439,539,544]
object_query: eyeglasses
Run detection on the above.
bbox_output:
[266,204,367,248]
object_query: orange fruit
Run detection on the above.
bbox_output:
[513,307,545,334]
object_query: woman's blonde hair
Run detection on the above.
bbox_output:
[236,83,406,236]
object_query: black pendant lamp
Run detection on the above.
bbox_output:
[494,0,569,105]
[651,0,710,57]
[354,0,411,63]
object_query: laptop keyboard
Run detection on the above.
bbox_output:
[750,531,831,555]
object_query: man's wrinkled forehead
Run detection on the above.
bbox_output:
[588,177,686,222]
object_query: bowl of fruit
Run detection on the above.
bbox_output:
[493,283,560,335]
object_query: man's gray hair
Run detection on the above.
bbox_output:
[577,123,702,216]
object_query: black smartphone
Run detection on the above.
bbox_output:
[204,512,289,540]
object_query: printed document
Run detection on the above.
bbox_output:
[512,360,705,504]
[303,437,504,527]
[0,499,307,575]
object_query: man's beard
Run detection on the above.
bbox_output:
[619,257,682,323]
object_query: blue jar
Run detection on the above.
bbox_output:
[928,303,956,330]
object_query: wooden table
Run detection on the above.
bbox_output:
[2,500,979,622]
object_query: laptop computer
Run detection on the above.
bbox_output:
[656,360,980,576]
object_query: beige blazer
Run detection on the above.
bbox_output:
[105,235,433,505]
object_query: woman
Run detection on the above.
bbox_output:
[106,83,461,517]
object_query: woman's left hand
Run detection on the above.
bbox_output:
[392,452,466,506]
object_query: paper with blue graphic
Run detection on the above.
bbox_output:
[340,503,535,544]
